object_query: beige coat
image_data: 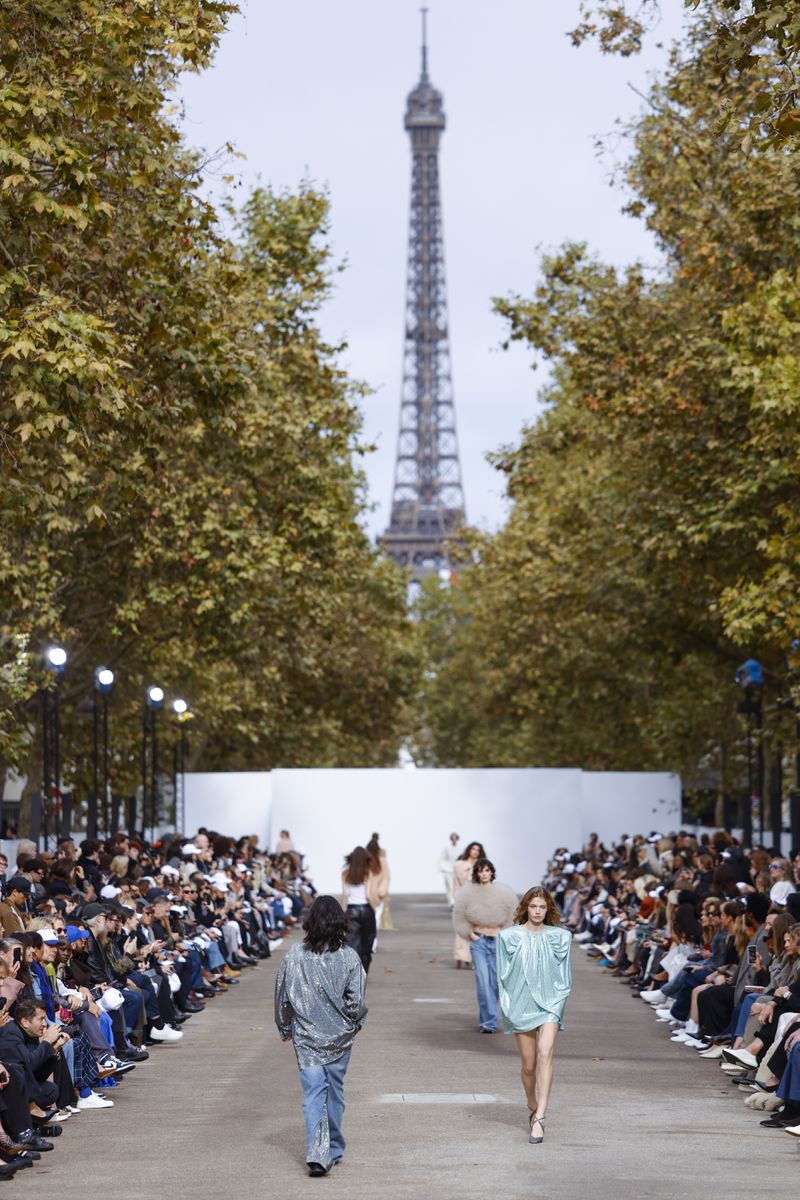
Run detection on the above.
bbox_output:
[452,859,477,963]
[0,900,28,934]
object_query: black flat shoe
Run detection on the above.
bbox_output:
[308,1162,328,1177]
[0,1164,19,1180]
[0,1149,38,1164]
[1,1154,31,1168]
[32,1110,57,1126]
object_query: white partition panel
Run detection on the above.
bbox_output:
[270,768,583,896]
[184,772,272,847]
[580,772,682,845]
[184,767,682,895]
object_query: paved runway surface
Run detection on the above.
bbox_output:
[16,896,798,1198]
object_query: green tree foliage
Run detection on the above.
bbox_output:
[571,1,800,139]
[415,8,800,787]
[0,1,417,813]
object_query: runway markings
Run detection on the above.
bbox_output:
[377,1093,511,1104]
[412,997,452,1003]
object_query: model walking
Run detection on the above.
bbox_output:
[496,885,572,1144]
[366,833,395,935]
[341,846,384,972]
[453,857,517,1032]
[451,840,486,969]
[275,896,367,1178]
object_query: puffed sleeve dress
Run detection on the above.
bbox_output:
[496,925,573,1033]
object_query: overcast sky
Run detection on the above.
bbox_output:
[179,1,686,538]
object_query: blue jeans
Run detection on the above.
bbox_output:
[471,934,499,1031]
[298,1049,351,1167]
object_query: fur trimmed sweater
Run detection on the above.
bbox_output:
[453,882,518,940]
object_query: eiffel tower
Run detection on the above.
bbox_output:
[380,11,466,582]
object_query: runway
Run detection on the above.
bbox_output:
[16,897,797,1198]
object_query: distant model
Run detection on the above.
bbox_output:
[341,846,385,973]
[366,833,395,935]
[453,858,517,1032]
[275,896,367,1178]
[496,885,572,1145]
[451,841,486,969]
[438,832,460,907]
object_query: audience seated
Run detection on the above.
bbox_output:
[547,830,800,1142]
[0,827,313,1181]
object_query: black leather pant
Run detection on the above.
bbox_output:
[345,904,376,974]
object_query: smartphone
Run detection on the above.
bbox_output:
[0,998,7,1012]
[12,947,22,965]
[747,944,757,964]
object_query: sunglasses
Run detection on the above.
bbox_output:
[769,864,782,870]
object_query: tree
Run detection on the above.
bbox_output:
[416,6,800,806]
[570,1,800,140]
[1,2,417,829]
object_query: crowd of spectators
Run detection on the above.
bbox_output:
[0,829,314,1181]
[546,829,800,1144]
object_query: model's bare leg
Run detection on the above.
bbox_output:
[514,1030,537,1115]
[532,1022,559,1137]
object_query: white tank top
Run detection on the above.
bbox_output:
[347,883,368,905]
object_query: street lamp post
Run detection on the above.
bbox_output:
[170,699,190,832]
[145,686,164,840]
[93,668,114,836]
[735,658,763,848]
[43,645,67,850]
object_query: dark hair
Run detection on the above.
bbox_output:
[672,903,703,945]
[366,835,381,858]
[303,896,349,954]
[471,857,496,883]
[14,998,45,1024]
[458,841,486,862]
[344,847,377,886]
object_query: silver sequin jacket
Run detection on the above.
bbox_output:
[274,942,368,1068]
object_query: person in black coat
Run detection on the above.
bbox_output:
[0,998,64,1112]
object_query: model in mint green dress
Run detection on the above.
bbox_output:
[496,924,573,1033]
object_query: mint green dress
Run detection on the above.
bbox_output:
[496,925,573,1033]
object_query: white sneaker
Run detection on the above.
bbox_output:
[655,1007,673,1019]
[699,1046,724,1059]
[65,1105,81,1115]
[150,1026,183,1043]
[671,1031,689,1042]
[727,1048,758,1069]
[684,1037,707,1048]
[574,932,592,942]
[77,1092,114,1110]
[641,989,665,1004]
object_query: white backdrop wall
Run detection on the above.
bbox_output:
[184,772,272,848]
[184,768,681,896]
[270,768,583,896]
[580,772,682,846]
